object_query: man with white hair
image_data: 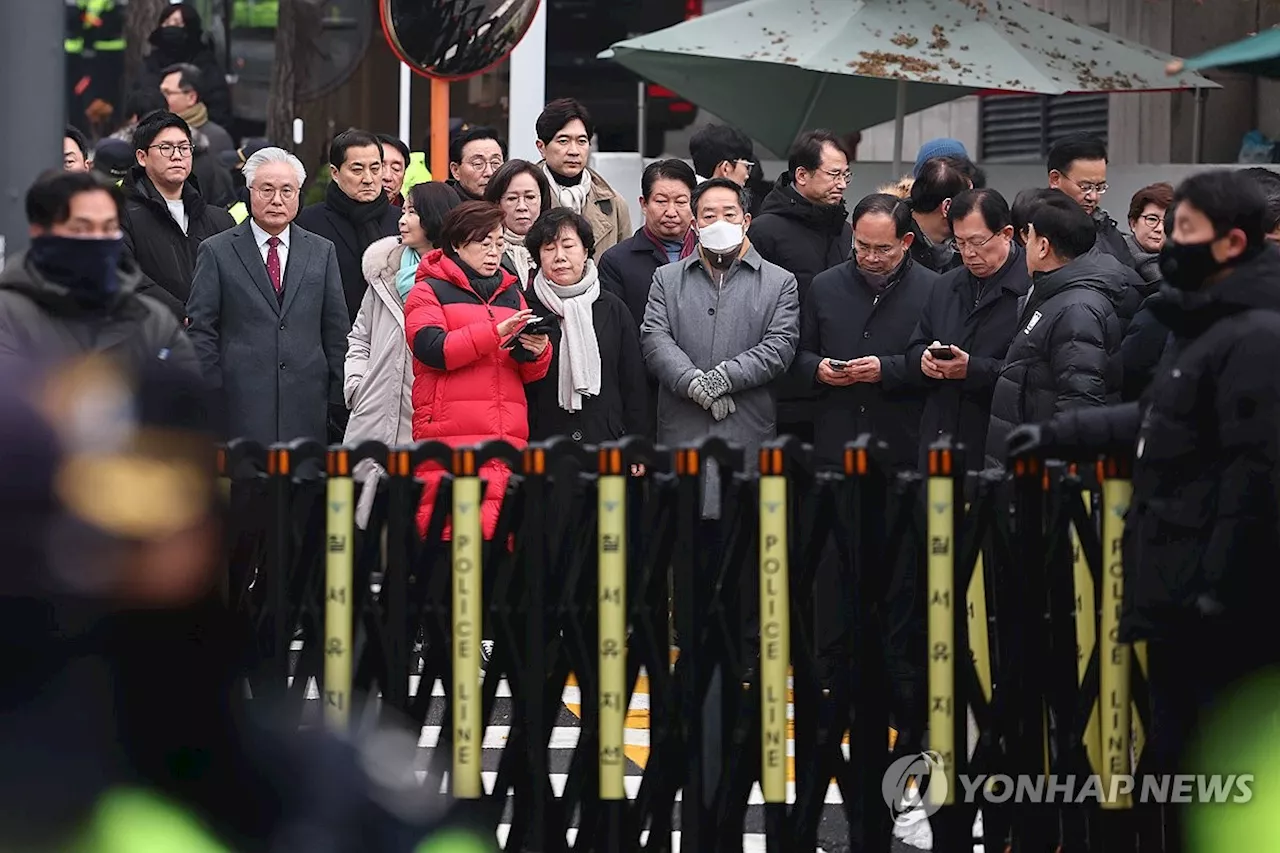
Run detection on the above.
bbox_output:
[186,146,349,443]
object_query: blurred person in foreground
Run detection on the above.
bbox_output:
[0,355,494,853]
[1007,172,1280,844]
[0,170,197,378]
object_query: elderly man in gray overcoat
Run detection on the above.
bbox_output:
[642,177,800,518]
[187,147,348,443]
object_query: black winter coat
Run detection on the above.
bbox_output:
[984,253,1126,468]
[599,227,679,329]
[749,174,852,432]
[1046,247,1280,641]
[120,167,235,319]
[0,251,199,379]
[793,257,939,470]
[295,199,401,323]
[1120,291,1173,401]
[523,285,650,443]
[748,174,852,302]
[1093,211,1138,269]
[908,219,964,275]
[907,244,1031,472]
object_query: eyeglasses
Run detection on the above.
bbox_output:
[1137,213,1164,228]
[465,157,504,172]
[1063,174,1108,196]
[149,142,194,159]
[953,232,1001,252]
[854,242,899,259]
[252,185,298,201]
[819,167,852,183]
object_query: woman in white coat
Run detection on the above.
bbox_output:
[344,181,461,526]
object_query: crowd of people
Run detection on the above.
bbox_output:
[15,66,1280,850]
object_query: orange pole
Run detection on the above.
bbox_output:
[430,78,450,182]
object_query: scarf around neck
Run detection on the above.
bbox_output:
[504,228,535,289]
[532,260,602,413]
[178,102,208,130]
[325,179,392,257]
[395,245,421,301]
[543,164,593,215]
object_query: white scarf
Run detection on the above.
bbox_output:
[532,260,601,413]
[543,163,593,215]
[503,227,534,289]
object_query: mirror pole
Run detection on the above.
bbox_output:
[431,78,450,182]
[508,0,547,161]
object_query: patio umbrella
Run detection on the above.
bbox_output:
[1166,29,1280,162]
[1168,27,1280,79]
[601,0,1216,174]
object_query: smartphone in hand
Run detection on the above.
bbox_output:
[928,346,956,361]
[828,359,849,370]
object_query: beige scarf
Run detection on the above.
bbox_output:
[178,102,209,130]
[503,228,534,289]
[543,163,593,215]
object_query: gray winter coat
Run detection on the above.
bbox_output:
[641,243,800,516]
[186,220,349,444]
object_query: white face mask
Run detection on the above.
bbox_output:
[697,219,745,253]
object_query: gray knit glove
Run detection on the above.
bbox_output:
[689,364,732,411]
[710,394,736,421]
[686,369,712,408]
[701,364,732,399]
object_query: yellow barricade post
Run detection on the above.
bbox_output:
[966,533,993,704]
[1098,458,1133,809]
[324,449,355,730]
[926,446,957,807]
[758,447,790,804]
[597,447,627,801]
[452,449,483,799]
[1073,483,1102,776]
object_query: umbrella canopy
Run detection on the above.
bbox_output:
[601,0,1216,158]
[1169,27,1280,79]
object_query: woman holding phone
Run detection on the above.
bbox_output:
[403,201,553,539]
[521,209,648,445]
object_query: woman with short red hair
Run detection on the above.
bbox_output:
[404,201,552,538]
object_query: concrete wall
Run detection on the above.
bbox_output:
[856,0,1275,166]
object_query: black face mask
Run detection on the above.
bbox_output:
[150,26,189,54]
[28,236,123,304]
[1158,239,1224,291]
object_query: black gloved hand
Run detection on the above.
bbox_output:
[1006,421,1055,459]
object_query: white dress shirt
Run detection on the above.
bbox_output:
[250,219,290,280]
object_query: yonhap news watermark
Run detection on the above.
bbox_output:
[882,752,1253,822]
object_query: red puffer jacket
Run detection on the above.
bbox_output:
[404,249,552,538]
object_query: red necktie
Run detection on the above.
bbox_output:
[266,236,282,300]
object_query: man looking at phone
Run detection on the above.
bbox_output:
[908,188,1029,472]
[795,193,940,472]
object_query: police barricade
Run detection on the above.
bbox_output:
[218,435,1153,853]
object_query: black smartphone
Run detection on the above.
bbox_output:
[828,359,849,370]
[929,346,956,361]
[501,316,555,349]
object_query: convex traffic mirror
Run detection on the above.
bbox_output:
[381,0,541,80]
